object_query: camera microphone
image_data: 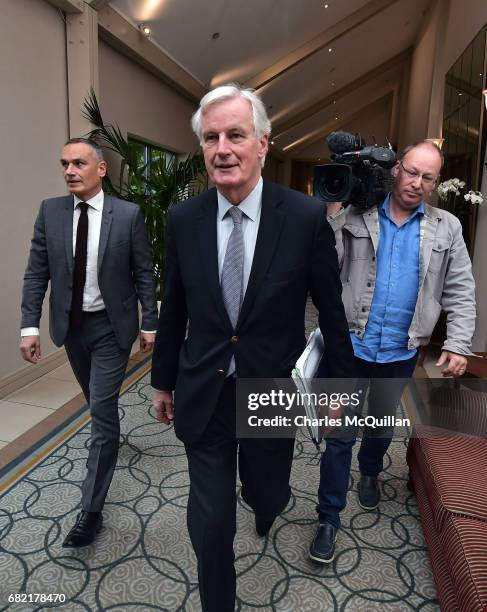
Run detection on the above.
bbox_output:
[326,131,364,155]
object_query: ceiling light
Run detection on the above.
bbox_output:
[271,140,275,145]
[328,48,333,53]
[138,23,151,37]
[335,116,339,120]
[458,92,463,96]
[331,81,336,87]
[426,138,444,149]
[324,3,329,7]
[332,100,336,104]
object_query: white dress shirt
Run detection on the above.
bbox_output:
[73,189,106,312]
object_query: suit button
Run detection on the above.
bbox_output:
[361,307,366,312]
[367,282,371,287]
[217,369,225,375]
[230,335,238,343]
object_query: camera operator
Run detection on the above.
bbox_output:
[310,140,476,564]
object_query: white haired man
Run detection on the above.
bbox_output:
[151,84,355,611]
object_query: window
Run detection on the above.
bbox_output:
[128,137,176,181]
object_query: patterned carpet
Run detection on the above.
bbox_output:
[0,304,439,611]
[0,374,439,611]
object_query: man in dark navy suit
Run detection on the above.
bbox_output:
[151,84,354,612]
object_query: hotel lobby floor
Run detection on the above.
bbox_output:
[0,368,439,611]
[0,303,440,611]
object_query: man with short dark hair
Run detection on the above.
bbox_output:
[310,141,476,564]
[151,84,355,612]
[21,137,158,547]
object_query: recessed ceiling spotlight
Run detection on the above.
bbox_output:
[138,23,151,37]
[331,81,336,87]
[332,100,336,104]
[458,91,463,96]
[335,116,339,120]
[271,140,275,145]
[328,47,333,53]
[324,3,329,7]
[211,32,220,40]
[480,73,483,77]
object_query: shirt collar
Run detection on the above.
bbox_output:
[217,177,263,221]
[380,192,424,221]
[74,189,104,211]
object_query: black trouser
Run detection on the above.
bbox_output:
[185,378,294,612]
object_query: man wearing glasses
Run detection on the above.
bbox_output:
[310,140,476,564]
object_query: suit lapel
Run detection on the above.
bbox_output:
[238,181,285,328]
[97,195,113,273]
[63,196,74,274]
[197,189,233,329]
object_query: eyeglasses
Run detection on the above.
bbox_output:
[399,160,438,186]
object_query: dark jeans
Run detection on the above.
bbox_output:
[316,353,418,528]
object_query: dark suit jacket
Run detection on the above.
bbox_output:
[151,180,354,443]
[21,194,158,349]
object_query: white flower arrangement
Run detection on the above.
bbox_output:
[464,190,484,205]
[437,178,484,211]
[437,178,466,200]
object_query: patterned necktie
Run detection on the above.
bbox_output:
[221,205,244,329]
[70,201,89,327]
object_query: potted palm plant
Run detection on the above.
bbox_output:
[82,89,206,294]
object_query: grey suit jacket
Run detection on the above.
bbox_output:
[21,194,158,349]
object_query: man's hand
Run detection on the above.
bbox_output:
[140,331,156,353]
[436,351,467,377]
[20,336,41,364]
[152,389,174,424]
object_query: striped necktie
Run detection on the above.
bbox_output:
[221,205,244,329]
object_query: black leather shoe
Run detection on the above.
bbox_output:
[255,515,275,537]
[309,522,337,564]
[62,511,103,548]
[358,475,380,510]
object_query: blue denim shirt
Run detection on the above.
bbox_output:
[351,194,423,363]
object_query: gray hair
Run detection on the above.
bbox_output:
[191,83,271,166]
[65,137,105,161]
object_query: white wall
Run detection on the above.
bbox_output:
[0,0,68,380]
[98,41,197,154]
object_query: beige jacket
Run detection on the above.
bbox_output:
[328,202,476,355]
